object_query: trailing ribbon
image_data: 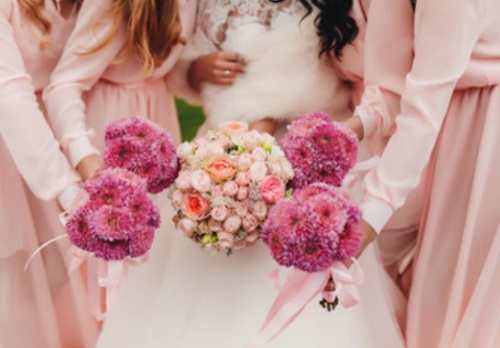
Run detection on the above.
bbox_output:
[68,246,148,320]
[246,260,364,348]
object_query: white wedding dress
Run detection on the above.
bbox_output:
[97,1,404,347]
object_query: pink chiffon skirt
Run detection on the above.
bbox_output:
[0,140,98,348]
[406,84,500,347]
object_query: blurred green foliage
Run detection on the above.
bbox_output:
[176,98,205,142]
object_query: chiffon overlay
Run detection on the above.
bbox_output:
[95,1,403,347]
[0,1,98,347]
[358,0,500,346]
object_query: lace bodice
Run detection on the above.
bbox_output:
[195,0,306,51]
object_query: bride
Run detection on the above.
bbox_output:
[97,1,403,347]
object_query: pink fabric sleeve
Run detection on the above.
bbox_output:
[43,0,125,167]
[0,1,80,200]
[362,0,484,232]
[354,0,414,138]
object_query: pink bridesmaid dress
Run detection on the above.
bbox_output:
[0,1,99,347]
[359,0,500,346]
[42,0,197,344]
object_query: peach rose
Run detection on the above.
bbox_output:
[206,157,237,183]
[183,191,210,219]
[218,121,249,135]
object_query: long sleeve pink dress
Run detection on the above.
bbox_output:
[359,0,500,346]
[0,1,99,347]
[43,0,197,168]
[331,0,418,328]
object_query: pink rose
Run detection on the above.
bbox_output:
[252,200,268,220]
[191,170,212,192]
[183,191,211,219]
[222,181,239,196]
[236,187,249,201]
[175,171,192,191]
[211,205,229,222]
[237,153,252,170]
[235,203,249,217]
[218,232,234,249]
[223,215,242,234]
[211,184,224,197]
[218,121,249,135]
[206,157,237,183]
[251,147,267,162]
[250,162,267,182]
[177,218,197,237]
[242,214,259,232]
[235,171,251,186]
[246,232,259,243]
[259,176,285,204]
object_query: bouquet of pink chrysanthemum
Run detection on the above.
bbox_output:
[169,121,294,254]
[280,111,358,189]
[262,182,361,272]
[245,183,364,347]
[66,167,160,261]
[104,116,179,194]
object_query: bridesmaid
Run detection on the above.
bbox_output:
[0,0,99,347]
[42,0,197,342]
[350,0,500,346]
[44,0,197,178]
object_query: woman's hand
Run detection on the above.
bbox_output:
[76,154,103,181]
[188,51,245,91]
[355,220,378,259]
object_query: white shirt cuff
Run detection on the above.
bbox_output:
[360,196,394,234]
[68,136,101,168]
[57,183,81,211]
[354,105,377,138]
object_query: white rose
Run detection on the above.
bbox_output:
[250,162,268,182]
[177,142,194,159]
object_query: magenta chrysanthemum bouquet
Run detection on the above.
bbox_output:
[280,111,358,189]
[66,167,160,261]
[246,183,364,346]
[169,121,294,254]
[262,182,361,272]
[104,116,179,194]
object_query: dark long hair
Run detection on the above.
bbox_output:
[268,0,357,58]
[309,0,358,58]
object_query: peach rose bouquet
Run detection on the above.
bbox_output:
[169,121,294,255]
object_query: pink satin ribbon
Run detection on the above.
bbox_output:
[246,260,364,348]
[68,246,148,320]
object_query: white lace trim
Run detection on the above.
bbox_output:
[195,0,306,51]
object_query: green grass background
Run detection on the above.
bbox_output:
[176,98,205,142]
